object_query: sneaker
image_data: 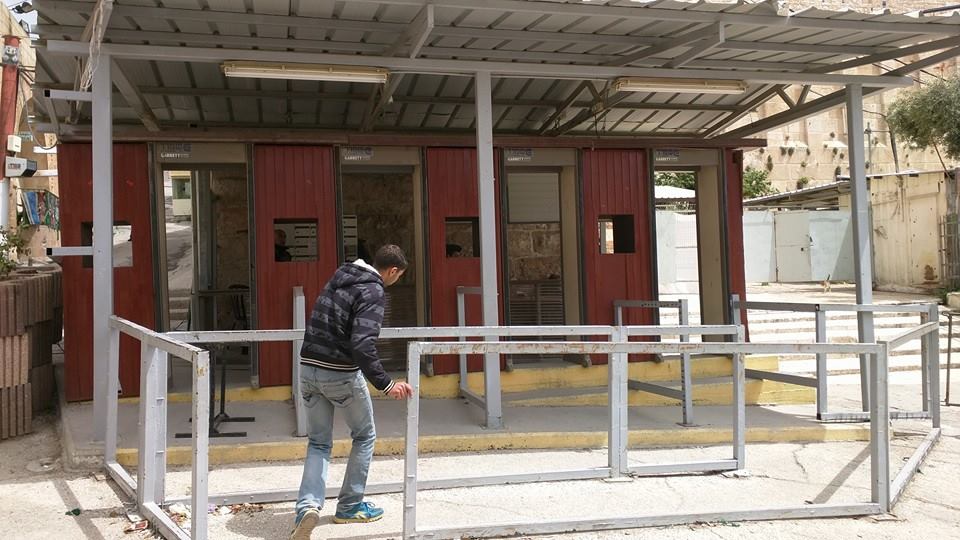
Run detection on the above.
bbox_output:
[333,501,384,524]
[290,508,320,540]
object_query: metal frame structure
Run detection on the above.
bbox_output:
[614,299,695,425]
[100,308,940,540]
[732,296,940,422]
[105,316,210,540]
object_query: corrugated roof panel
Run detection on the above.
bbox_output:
[198,96,230,123]
[337,1,383,22]
[231,97,260,124]
[526,13,591,32]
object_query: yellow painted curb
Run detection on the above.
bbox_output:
[115,423,868,467]
[123,355,781,404]
[509,380,815,407]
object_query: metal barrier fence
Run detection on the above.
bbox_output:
[106,316,211,540]
[614,299,694,425]
[401,323,941,539]
[103,305,941,539]
[732,295,940,422]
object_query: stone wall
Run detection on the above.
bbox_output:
[507,223,562,282]
[341,173,417,284]
[737,1,960,193]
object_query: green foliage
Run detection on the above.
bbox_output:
[743,167,777,199]
[887,75,960,160]
[654,171,695,190]
[0,227,26,277]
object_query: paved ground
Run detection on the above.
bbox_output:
[2,375,958,540]
[2,283,957,539]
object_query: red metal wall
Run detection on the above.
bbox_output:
[425,147,504,374]
[725,148,748,336]
[581,149,655,363]
[59,143,155,401]
[253,145,339,387]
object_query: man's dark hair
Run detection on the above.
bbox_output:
[373,244,408,270]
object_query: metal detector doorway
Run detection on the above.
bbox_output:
[155,144,255,437]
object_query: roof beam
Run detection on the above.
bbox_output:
[797,85,811,105]
[719,45,960,139]
[807,34,960,74]
[346,0,960,35]
[776,87,796,109]
[663,25,725,69]
[548,89,632,136]
[110,59,160,131]
[702,85,782,137]
[608,23,715,67]
[362,5,435,131]
[536,81,591,135]
[41,41,917,88]
[39,26,830,72]
[38,84,741,112]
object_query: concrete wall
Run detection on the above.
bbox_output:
[658,209,854,286]
[743,211,776,283]
[871,171,947,289]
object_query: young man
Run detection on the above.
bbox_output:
[291,244,414,540]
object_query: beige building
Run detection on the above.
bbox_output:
[738,1,959,193]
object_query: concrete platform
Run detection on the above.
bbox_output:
[62,391,870,468]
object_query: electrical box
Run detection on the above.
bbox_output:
[6,135,21,153]
[5,156,37,177]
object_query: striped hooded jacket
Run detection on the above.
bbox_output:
[300,260,396,394]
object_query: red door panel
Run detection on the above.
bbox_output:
[59,143,155,401]
[581,149,655,364]
[253,145,338,387]
[425,147,504,375]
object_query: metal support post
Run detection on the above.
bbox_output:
[156,351,168,505]
[475,70,502,429]
[192,351,211,540]
[608,327,629,477]
[678,299,693,426]
[870,342,890,512]
[92,53,114,442]
[292,287,307,437]
[815,308,828,419]
[926,304,941,428]
[457,289,468,396]
[105,326,121,463]
[137,344,163,507]
[403,342,422,539]
[733,325,746,470]
[920,310,930,413]
[847,83,876,413]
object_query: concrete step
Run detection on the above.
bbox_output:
[504,377,813,407]
[779,352,955,375]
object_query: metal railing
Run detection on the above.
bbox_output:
[103,309,941,540]
[105,316,210,540]
[731,295,940,422]
[614,299,695,425]
[400,321,942,539]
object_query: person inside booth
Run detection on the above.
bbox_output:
[275,229,293,262]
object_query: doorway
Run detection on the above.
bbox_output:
[158,164,252,392]
[339,162,422,373]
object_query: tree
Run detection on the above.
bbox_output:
[887,75,960,162]
[742,167,777,199]
[654,171,695,190]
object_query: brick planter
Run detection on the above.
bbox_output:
[0,265,62,440]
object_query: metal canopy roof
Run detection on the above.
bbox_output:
[32,0,960,140]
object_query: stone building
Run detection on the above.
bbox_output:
[738,1,960,193]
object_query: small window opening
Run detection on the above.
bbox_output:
[445,217,480,258]
[598,215,635,254]
[274,219,318,262]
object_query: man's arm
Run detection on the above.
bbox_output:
[350,284,396,394]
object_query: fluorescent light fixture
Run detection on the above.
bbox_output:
[613,77,747,95]
[221,61,389,83]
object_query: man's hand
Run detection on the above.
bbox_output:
[387,382,414,400]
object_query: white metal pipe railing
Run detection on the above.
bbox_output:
[731,295,941,422]
[104,309,941,540]
[614,299,695,425]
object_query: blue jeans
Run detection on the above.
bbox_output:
[295,366,376,522]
